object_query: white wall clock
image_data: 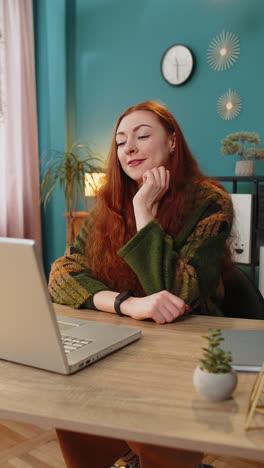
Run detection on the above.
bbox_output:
[161,44,195,86]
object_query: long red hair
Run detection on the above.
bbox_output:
[85,101,230,294]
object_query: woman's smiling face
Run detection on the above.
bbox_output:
[116,110,175,184]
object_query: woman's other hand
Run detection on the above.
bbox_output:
[133,166,170,230]
[121,290,189,324]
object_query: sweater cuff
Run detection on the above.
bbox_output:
[118,220,162,258]
[81,294,100,310]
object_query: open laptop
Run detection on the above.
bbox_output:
[221,329,264,372]
[0,237,141,374]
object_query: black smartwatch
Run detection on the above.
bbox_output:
[114,290,134,316]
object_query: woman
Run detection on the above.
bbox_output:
[49,101,233,468]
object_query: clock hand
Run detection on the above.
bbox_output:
[175,57,179,81]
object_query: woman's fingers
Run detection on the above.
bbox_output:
[151,167,162,186]
[151,293,187,324]
[142,169,154,185]
[135,167,169,219]
[125,291,189,324]
[144,166,168,191]
[166,169,170,191]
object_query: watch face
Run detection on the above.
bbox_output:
[161,44,194,86]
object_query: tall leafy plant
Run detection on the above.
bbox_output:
[41,142,104,244]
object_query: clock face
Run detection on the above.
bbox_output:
[161,45,194,86]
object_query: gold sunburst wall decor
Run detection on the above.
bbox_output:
[217,89,242,120]
[207,30,240,71]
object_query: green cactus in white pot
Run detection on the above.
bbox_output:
[193,329,238,401]
[199,328,232,373]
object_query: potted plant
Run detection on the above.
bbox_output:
[41,141,104,245]
[193,328,238,401]
[221,131,264,176]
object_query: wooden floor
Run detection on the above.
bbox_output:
[0,420,65,468]
[0,420,263,468]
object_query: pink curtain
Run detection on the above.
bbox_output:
[0,0,42,247]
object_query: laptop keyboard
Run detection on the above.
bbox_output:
[61,335,93,353]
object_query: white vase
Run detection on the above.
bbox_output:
[193,365,238,402]
[235,160,254,176]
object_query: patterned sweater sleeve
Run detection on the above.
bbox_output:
[118,183,233,311]
[48,220,110,309]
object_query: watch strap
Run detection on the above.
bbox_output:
[114,290,134,316]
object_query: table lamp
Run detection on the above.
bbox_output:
[85,173,105,211]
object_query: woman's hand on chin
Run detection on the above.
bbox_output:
[120,291,189,324]
[133,166,170,230]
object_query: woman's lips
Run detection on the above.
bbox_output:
[128,159,146,167]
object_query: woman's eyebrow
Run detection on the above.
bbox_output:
[116,124,152,136]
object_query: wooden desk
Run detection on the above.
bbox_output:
[0,306,263,462]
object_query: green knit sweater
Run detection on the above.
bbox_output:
[48,179,233,316]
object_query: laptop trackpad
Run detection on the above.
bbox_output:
[57,321,79,332]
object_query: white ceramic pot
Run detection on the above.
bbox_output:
[235,160,254,176]
[193,365,238,402]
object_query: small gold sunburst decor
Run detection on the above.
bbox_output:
[217,89,242,120]
[207,30,240,71]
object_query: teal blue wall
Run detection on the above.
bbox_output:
[34,0,67,273]
[34,0,264,273]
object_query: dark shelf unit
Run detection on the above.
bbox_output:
[215,176,264,282]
